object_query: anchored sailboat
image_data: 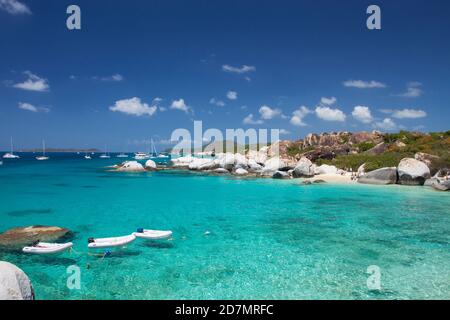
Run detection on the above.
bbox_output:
[3,137,20,159]
[99,145,111,158]
[36,140,50,161]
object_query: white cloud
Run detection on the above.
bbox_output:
[109,97,157,117]
[315,106,346,122]
[290,106,312,126]
[209,98,225,107]
[17,102,50,113]
[320,97,337,105]
[222,64,256,74]
[0,0,31,15]
[13,71,49,92]
[279,129,290,135]
[94,74,124,82]
[374,118,397,131]
[226,91,237,100]
[243,114,263,125]
[396,82,423,98]
[170,98,190,113]
[259,105,282,120]
[343,80,386,89]
[392,108,427,119]
[352,105,374,124]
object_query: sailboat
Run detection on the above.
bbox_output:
[84,150,92,159]
[3,137,20,159]
[99,145,110,158]
[116,151,129,158]
[36,140,50,161]
[149,138,170,160]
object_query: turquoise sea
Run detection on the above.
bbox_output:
[0,153,449,300]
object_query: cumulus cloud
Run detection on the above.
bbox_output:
[343,80,386,89]
[352,106,374,124]
[259,105,282,120]
[13,71,49,92]
[0,0,31,15]
[380,108,427,119]
[222,64,256,74]
[315,106,346,122]
[170,98,190,113]
[226,91,238,100]
[374,118,397,131]
[109,97,157,117]
[17,102,50,113]
[395,82,423,98]
[320,97,337,105]
[243,114,263,125]
[392,108,427,119]
[209,98,225,107]
[290,106,312,126]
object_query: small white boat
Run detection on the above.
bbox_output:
[88,234,136,249]
[22,242,73,255]
[133,229,173,240]
[84,155,92,159]
[36,140,50,161]
[3,137,20,159]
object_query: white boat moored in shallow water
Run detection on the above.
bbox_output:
[36,140,49,161]
[88,234,136,249]
[3,137,20,159]
[22,242,73,255]
[133,228,173,240]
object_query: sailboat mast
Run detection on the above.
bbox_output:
[43,140,46,156]
[10,136,13,155]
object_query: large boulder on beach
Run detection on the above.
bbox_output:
[171,155,195,167]
[264,157,287,172]
[197,160,219,171]
[188,158,212,170]
[0,226,71,251]
[357,163,366,176]
[117,161,145,172]
[234,153,248,169]
[433,180,450,191]
[314,164,338,175]
[247,146,269,164]
[144,160,157,170]
[0,262,35,300]
[217,153,236,170]
[358,167,398,185]
[272,171,290,179]
[425,178,450,191]
[213,168,230,174]
[234,168,248,176]
[247,159,263,172]
[292,157,315,178]
[397,158,431,185]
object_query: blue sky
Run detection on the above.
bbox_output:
[1,0,449,151]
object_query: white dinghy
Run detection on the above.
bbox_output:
[22,242,73,255]
[88,234,136,249]
[133,228,173,240]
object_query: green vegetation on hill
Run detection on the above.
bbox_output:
[316,152,411,171]
[316,131,450,172]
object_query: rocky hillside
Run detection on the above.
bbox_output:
[274,130,450,174]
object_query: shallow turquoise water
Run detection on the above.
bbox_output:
[0,153,449,299]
